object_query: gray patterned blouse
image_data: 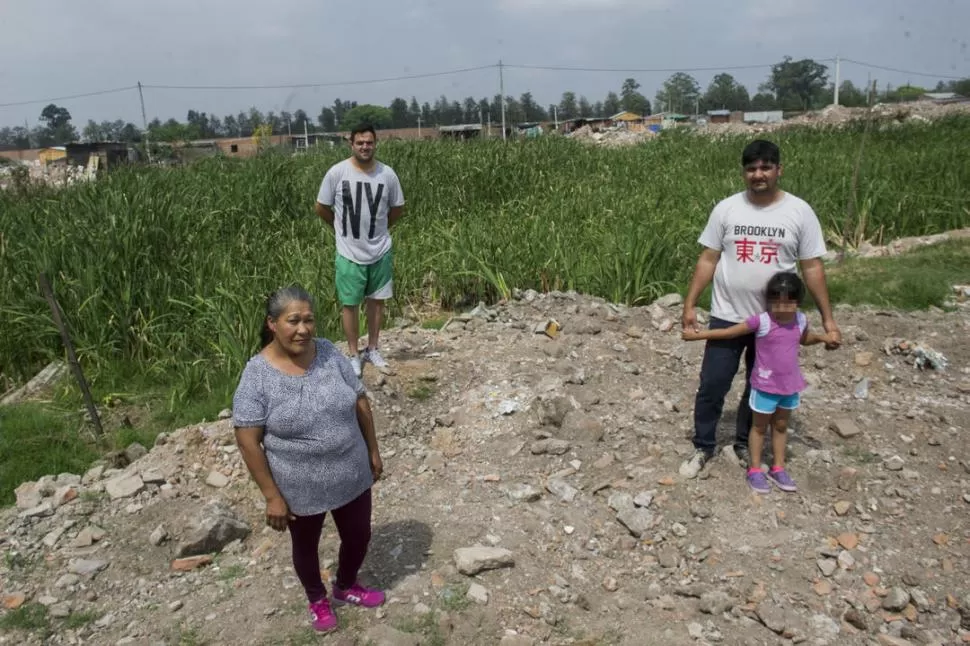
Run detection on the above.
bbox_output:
[232,338,372,515]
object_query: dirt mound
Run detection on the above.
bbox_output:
[568,125,657,148]
[2,291,970,645]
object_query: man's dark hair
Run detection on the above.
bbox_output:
[350,124,377,143]
[765,271,804,304]
[741,139,781,167]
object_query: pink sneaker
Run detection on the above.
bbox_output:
[308,598,337,632]
[333,581,385,608]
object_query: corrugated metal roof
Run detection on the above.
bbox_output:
[438,124,482,132]
[707,109,731,116]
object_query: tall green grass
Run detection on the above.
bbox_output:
[2,116,969,397]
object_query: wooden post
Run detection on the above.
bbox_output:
[38,273,104,439]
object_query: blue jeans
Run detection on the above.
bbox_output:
[692,316,755,454]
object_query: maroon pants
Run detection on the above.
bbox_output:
[287,488,372,603]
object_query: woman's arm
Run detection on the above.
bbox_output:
[235,426,291,530]
[355,396,383,480]
[682,320,754,342]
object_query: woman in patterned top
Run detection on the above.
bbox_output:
[232,285,385,633]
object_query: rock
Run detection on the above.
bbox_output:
[52,485,78,507]
[14,482,42,510]
[813,580,832,596]
[830,418,862,439]
[454,547,515,575]
[175,501,251,557]
[882,587,911,612]
[855,352,873,366]
[49,602,72,618]
[687,622,704,639]
[361,625,423,646]
[653,293,683,309]
[537,396,574,427]
[560,411,604,443]
[811,613,840,641]
[546,479,579,503]
[658,547,679,569]
[633,490,655,508]
[82,465,105,485]
[466,582,489,604]
[616,507,654,538]
[834,501,852,516]
[70,526,106,548]
[838,467,859,491]
[68,558,108,578]
[756,601,789,634]
[837,532,859,550]
[671,522,688,538]
[854,378,870,400]
[19,501,54,518]
[884,455,905,471]
[530,439,571,456]
[169,600,184,612]
[140,469,166,484]
[699,591,735,615]
[205,471,230,488]
[124,442,148,463]
[171,555,213,571]
[602,577,618,592]
[877,636,915,646]
[608,492,635,512]
[838,550,856,570]
[104,474,145,500]
[817,558,838,577]
[507,484,541,503]
[844,608,868,631]
[149,525,169,546]
[2,593,26,610]
[499,636,535,646]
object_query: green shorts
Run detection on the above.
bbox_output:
[335,251,393,306]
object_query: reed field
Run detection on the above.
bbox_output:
[2,116,970,404]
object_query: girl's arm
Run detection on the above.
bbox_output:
[682,320,754,342]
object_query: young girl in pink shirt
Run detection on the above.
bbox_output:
[682,272,835,494]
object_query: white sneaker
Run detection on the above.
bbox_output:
[362,347,388,369]
[678,449,713,479]
[349,355,362,378]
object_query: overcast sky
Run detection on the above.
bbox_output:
[1,0,967,129]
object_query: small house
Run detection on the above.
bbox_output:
[38,146,67,165]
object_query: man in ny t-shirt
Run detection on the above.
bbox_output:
[315,124,405,378]
[679,139,841,479]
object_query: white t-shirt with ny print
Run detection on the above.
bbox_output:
[698,191,826,323]
[317,159,405,265]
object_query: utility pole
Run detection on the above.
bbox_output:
[499,60,507,141]
[303,118,309,151]
[833,55,841,106]
[417,116,422,138]
[137,81,152,163]
[553,106,558,130]
[486,111,490,137]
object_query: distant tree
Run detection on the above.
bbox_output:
[39,103,78,145]
[519,92,539,121]
[750,92,777,111]
[952,78,970,96]
[833,81,867,107]
[462,97,478,123]
[477,98,491,123]
[505,96,524,124]
[420,102,433,126]
[702,73,750,111]
[408,97,421,127]
[578,96,593,117]
[761,56,829,110]
[620,78,651,115]
[603,92,621,116]
[655,73,701,113]
[450,100,464,124]
[340,104,392,131]
[390,98,410,128]
[592,101,604,117]
[558,91,578,119]
[223,115,240,136]
[317,107,336,132]
[207,114,223,137]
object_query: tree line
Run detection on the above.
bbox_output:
[2,58,968,150]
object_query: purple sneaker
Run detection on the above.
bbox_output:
[768,468,797,492]
[746,469,771,494]
[333,582,385,608]
[308,598,337,632]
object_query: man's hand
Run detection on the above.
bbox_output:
[822,318,842,350]
[682,306,699,333]
[265,496,294,532]
[682,329,703,342]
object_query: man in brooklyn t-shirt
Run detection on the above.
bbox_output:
[679,139,841,479]
[315,124,405,378]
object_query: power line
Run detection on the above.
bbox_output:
[841,58,967,81]
[142,65,497,91]
[0,85,137,109]
[505,61,833,73]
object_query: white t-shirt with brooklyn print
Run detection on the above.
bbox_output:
[317,159,405,265]
[698,191,826,323]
